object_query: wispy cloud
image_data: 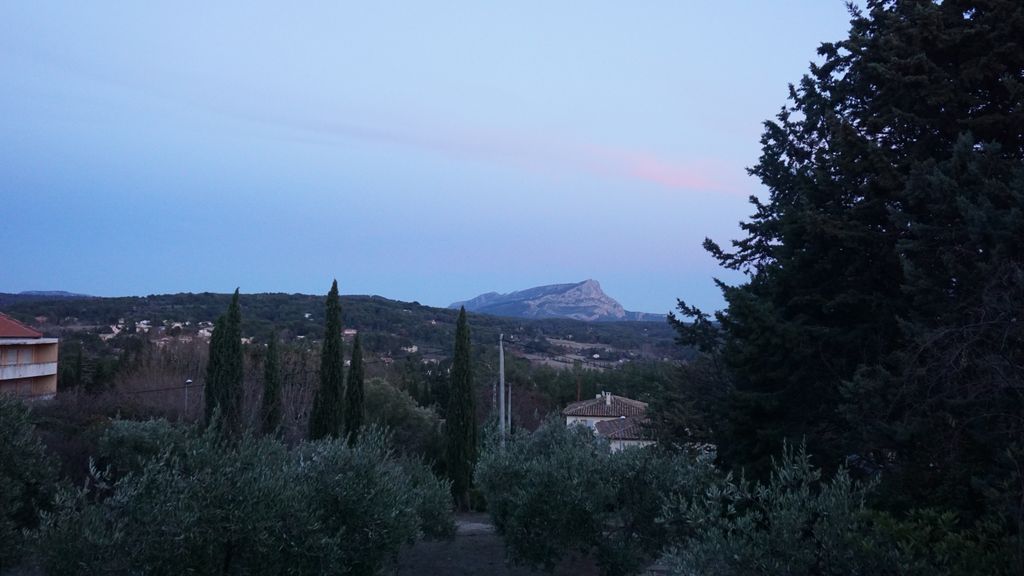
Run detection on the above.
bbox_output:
[229,108,742,195]
[3,43,742,195]
[577,144,739,194]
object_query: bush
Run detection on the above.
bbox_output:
[96,417,190,477]
[364,377,443,463]
[476,418,715,576]
[661,443,1016,576]
[35,421,453,575]
[0,394,57,569]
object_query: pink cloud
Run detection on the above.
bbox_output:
[576,144,741,194]
[233,107,742,195]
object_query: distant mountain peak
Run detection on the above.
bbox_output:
[18,290,91,298]
[450,280,661,322]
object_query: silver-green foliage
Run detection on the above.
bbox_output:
[662,443,1015,576]
[36,420,454,575]
[476,419,715,576]
[662,444,869,576]
[0,394,57,569]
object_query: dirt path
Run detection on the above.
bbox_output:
[393,513,598,576]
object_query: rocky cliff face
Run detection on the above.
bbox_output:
[450,280,659,322]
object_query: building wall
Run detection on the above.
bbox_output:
[609,439,656,453]
[565,415,618,429]
[0,339,59,399]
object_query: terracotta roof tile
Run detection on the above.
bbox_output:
[562,393,648,418]
[0,313,42,338]
[595,417,652,441]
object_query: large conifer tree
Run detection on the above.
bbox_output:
[343,333,365,445]
[445,307,476,510]
[222,289,244,434]
[204,289,244,435]
[677,0,1024,524]
[309,280,344,440]
[260,333,281,435]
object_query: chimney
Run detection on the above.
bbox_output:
[605,392,611,407]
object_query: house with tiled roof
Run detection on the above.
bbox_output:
[0,313,58,399]
[562,391,654,451]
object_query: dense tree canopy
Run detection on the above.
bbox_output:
[673,0,1024,556]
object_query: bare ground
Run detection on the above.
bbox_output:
[391,513,599,576]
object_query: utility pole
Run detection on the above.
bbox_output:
[498,333,506,446]
[507,378,512,433]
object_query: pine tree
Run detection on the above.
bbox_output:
[445,307,476,510]
[309,280,344,440]
[343,333,365,445]
[260,333,281,435]
[680,0,1024,526]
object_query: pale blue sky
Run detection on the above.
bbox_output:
[0,1,853,313]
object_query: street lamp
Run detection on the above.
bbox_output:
[184,379,193,417]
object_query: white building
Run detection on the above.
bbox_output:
[562,392,654,451]
[0,313,58,399]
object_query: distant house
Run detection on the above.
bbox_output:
[0,313,59,399]
[562,392,654,451]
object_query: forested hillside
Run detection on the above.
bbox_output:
[0,291,680,359]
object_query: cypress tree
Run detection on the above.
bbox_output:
[343,333,365,445]
[260,333,281,435]
[309,280,344,440]
[221,289,244,435]
[445,307,476,510]
[205,289,244,435]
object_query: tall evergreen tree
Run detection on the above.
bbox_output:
[343,333,365,445]
[205,289,244,435]
[260,333,281,435]
[445,307,476,510]
[676,0,1024,531]
[309,280,345,440]
[221,289,244,434]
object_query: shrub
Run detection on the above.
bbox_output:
[96,417,190,477]
[0,394,57,569]
[661,443,1017,576]
[364,377,443,463]
[476,418,715,576]
[36,421,453,575]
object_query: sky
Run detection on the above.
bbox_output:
[0,1,854,314]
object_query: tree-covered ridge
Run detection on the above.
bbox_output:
[0,291,685,360]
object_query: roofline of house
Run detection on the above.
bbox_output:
[0,338,59,345]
